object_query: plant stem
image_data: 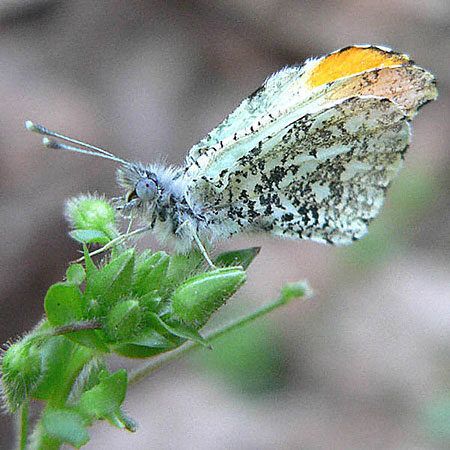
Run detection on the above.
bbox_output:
[17,400,29,450]
[129,288,307,385]
[52,320,102,336]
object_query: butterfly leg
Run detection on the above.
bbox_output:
[192,230,216,269]
[72,225,151,263]
[177,221,216,269]
[126,213,135,234]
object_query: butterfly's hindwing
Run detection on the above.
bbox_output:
[188,96,410,245]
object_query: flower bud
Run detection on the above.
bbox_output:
[1,337,43,412]
[65,195,117,244]
[172,268,246,327]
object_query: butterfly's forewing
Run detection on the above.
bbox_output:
[189,96,410,244]
[324,64,436,119]
[184,46,433,181]
[184,46,437,245]
[184,65,310,180]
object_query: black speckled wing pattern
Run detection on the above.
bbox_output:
[183,46,437,245]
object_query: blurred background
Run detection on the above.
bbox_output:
[0,1,449,448]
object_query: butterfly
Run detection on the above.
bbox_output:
[27,45,437,266]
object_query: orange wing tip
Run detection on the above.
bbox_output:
[306,45,411,89]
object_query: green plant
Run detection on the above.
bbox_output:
[1,195,309,449]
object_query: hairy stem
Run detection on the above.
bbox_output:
[52,320,102,336]
[129,291,304,385]
[17,400,29,450]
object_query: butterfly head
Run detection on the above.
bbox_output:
[117,163,160,211]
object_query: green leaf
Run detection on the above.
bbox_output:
[45,283,83,326]
[65,328,110,353]
[112,312,184,357]
[158,317,209,347]
[113,343,171,358]
[143,311,174,337]
[128,329,174,348]
[83,244,97,278]
[165,252,204,288]
[67,358,107,405]
[33,337,94,403]
[84,248,135,309]
[215,247,260,269]
[32,337,76,401]
[113,329,175,358]
[135,249,153,265]
[133,251,170,296]
[42,408,90,448]
[78,369,128,420]
[137,291,162,313]
[69,229,111,245]
[105,300,142,341]
[171,267,246,327]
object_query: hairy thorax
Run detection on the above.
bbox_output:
[117,162,216,252]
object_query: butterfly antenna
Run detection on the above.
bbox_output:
[25,120,130,165]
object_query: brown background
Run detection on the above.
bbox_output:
[1,1,449,449]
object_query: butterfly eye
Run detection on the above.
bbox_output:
[135,178,157,202]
